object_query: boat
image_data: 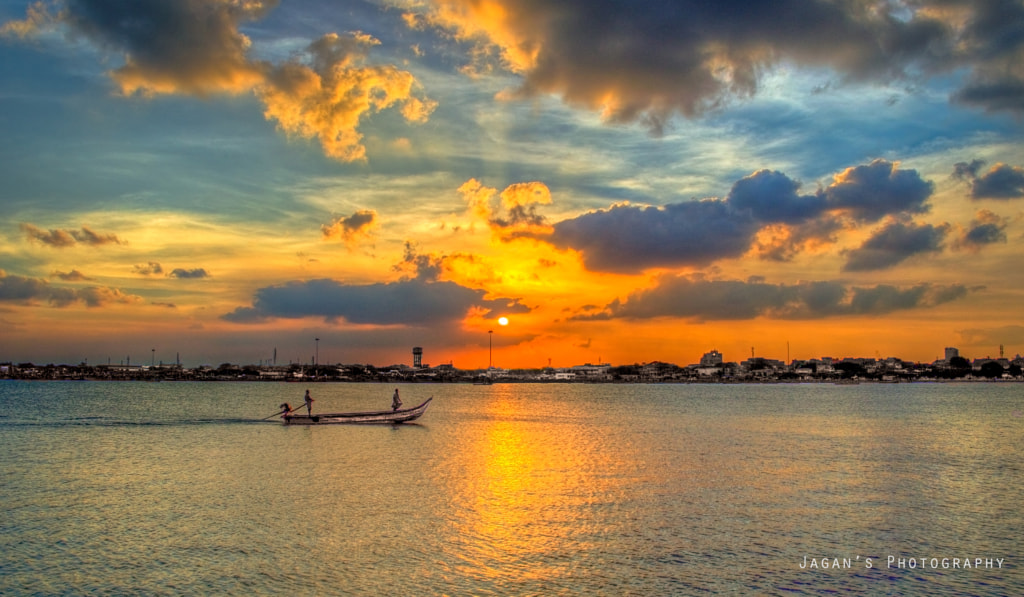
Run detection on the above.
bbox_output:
[282,398,432,425]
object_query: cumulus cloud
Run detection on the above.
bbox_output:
[954,210,1009,250]
[167,268,209,279]
[727,169,825,224]
[571,275,972,322]
[4,1,434,162]
[322,209,378,247]
[822,160,933,222]
[221,277,527,325]
[260,32,436,162]
[405,0,1024,125]
[21,223,124,247]
[953,160,1024,199]
[0,270,140,307]
[542,159,933,272]
[549,200,758,272]
[841,218,949,272]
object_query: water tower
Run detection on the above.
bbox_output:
[413,346,423,368]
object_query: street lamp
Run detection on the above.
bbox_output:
[488,329,493,369]
[315,337,320,378]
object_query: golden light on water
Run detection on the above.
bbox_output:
[440,388,634,583]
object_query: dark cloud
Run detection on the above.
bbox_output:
[841,219,949,272]
[570,275,972,322]
[412,0,1023,124]
[545,159,933,272]
[395,242,444,281]
[52,269,92,281]
[322,210,377,247]
[948,0,1024,115]
[548,200,758,272]
[0,270,139,307]
[53,0,273,96]
[168,268,210,279]
[21,223,124,247]
[727,169,824,224]
[954,210,1009,250]
[823,160,933,222]
[221,278,528,325]
[953,160,1024,199]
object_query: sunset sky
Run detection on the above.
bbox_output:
[2,0,1023,369]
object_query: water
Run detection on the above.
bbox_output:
[1,381,1021,595]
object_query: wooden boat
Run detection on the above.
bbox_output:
[282,398,432,425]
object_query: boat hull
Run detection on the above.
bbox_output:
[283,398,432,425]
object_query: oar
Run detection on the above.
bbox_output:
[261,409,290,421]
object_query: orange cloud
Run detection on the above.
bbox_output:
[458,179,553,240]
[407,0,539,75]
[260,33,436,162]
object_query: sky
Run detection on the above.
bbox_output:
[1,0,1023,369]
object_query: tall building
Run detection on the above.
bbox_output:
[413,347,423,368]
[944,347,959,361]
[700,350,723,367]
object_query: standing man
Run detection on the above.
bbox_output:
[392,388,402,411]
[304,389,314,416]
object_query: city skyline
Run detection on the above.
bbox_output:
[2,0,1023,369]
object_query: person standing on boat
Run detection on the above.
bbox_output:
[303,390,314,416]
[392,388,402,411]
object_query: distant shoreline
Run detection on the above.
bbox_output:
[2,376,1020,384]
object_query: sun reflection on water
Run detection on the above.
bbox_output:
[437,389,633,587]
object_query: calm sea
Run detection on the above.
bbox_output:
[0,381,1020,595]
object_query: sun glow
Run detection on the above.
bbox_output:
[498,316,509,326]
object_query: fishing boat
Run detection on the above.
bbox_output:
[282,398,432,425]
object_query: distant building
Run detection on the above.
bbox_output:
[944,347,959,362]
[700,350,723,367]
[413,347,423,368]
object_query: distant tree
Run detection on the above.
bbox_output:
[979,361,1005,378]
[835,362,866,378]
[610,365,640,379]
[1010,364,1023,378]
[949,356,971,370]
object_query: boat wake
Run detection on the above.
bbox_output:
[0,417,270,428]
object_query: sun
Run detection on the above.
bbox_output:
[498,317,509,326]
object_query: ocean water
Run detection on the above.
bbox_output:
[0,380,1020,595]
